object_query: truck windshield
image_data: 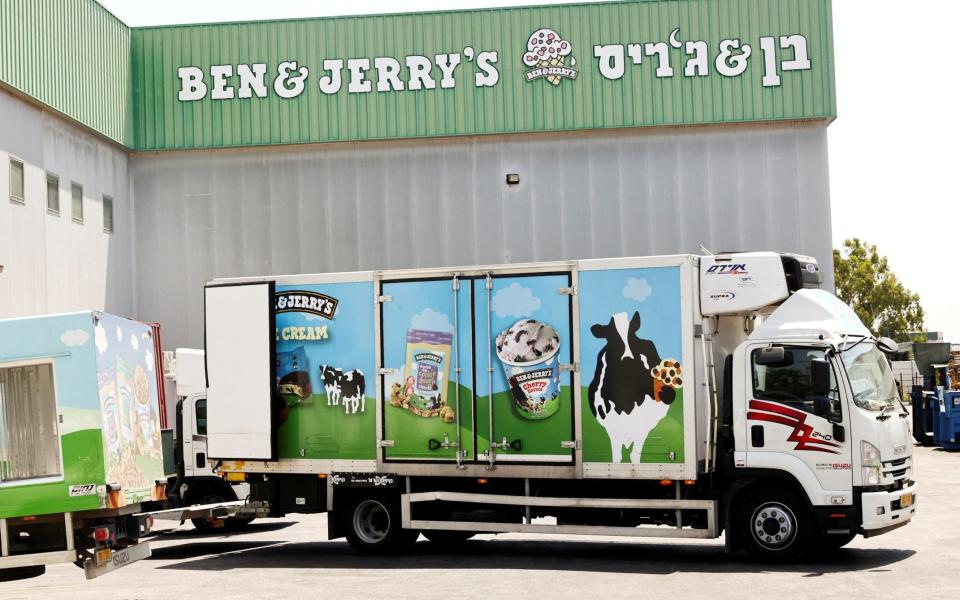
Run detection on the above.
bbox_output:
[841,343,898,411]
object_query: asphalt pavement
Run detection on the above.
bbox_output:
[2,444,957,599]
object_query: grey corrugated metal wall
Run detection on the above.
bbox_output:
[132,121,832,349]
[0,88,134,320]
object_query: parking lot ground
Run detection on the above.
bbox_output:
[2,444,958,600]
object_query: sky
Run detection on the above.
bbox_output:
[98,0,960,340]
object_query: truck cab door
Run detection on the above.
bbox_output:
[191,397,210,476]
[742,345,853,503]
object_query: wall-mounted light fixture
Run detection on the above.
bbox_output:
[505,173,520,186]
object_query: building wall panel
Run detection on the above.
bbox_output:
[0,89,134,320]
[132,122,833,349]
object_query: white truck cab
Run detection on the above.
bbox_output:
[704,254,916,556]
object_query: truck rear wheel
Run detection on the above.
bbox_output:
[0,565,46,581]
[739,489,812,563]
[189,488,254,533]
[342,495,418,555]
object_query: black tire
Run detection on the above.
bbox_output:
[341,494,418,555]
[422,530,476,547]
[738,488,812,563]
[188,487,254,533]
[0,565,45,582]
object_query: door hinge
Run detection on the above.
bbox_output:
[560,363,579,373]
[378,367,395,376]
[558,286,577,296]
[379,439,395,448]
[560,440,580,449]
[376,294,393,303]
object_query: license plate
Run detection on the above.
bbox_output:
[900,493,914,508]
[84,543,151,580]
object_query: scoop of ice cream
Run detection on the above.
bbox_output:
[496,319,561,364]
[523,28,572,67]
[651,359,683,388]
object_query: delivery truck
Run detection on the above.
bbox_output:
[202,251,917,562]
[0,312,165,579]
[0,315,255,581]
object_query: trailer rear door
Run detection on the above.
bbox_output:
[378,270,575,465]
[204,282,277,460]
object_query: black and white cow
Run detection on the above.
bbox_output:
[340,370,366,414]
[321,366,343,406]
[320,366,365,414]
[587,311,675,464]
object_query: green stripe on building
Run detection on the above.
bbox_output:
[1,0,835,151]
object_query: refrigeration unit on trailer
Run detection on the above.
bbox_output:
[203,251,917,561]
[0,312,165,579]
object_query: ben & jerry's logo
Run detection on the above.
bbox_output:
[275,291,339,319]
[523,28,577,86]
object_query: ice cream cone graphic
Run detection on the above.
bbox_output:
[542,56,565,86]
[524,28,575,86]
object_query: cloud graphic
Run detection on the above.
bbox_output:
[60,329,90,347]
[115,325,123,342]
[491,283,541,319]
[95,323,109,354]
[623,277,652,303]
[145,349,155,373]
[130,334,139,351]
[410,308,453,333]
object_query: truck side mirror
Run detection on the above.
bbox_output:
[811,358,831,397]
[876,336,898,354]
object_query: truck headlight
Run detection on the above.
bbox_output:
[861,440,882,486]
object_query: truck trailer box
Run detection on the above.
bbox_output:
[203,252,918,561]
[0,311,165,519]
[205,256,699,478]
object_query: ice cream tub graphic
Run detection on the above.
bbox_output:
[496,319,562,420]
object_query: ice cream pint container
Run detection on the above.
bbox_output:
[496,319,562,420]
[394,329,454,419]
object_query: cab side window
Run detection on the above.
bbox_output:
[751,347,840,418]
[195,399,207,436]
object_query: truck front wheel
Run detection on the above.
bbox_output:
[738,489,812,563]
[341,495,418,555]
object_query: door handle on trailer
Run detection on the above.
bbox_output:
[490,437,522,451]
[751,425,764,447]
[428,433,458,451]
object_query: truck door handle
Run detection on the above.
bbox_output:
[751,425,764,447]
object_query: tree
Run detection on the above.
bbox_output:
[833,238,924,342]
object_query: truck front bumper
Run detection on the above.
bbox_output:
[860,480,917,536]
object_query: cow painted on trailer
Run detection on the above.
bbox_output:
[588,311,675,464]
[340,370,366,414]
[320,365,366,414]
[321,366,344,406]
